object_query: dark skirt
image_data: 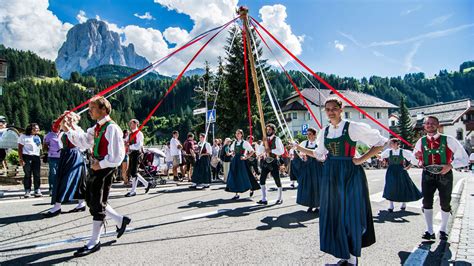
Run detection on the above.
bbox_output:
[383,164,422,202]
[52,148,86,204]
[289,157,301,181]
[319,156,376,259]
[296,156,323,208]
[226,156,261,193]
[191,155,212,184]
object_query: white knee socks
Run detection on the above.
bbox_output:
[261,185,267,201]
[49,202,61,212]
[277,187,282,201]
[440,210,450,232]
[389,201,394,209]
[105,204,123,226]
[86,220,103,249]
[130,174,149,193]
[424,209,434,234]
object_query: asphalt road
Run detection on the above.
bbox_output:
[0,168,469,265]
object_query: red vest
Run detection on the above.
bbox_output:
[94,121,113,159]
[421,135,453,165]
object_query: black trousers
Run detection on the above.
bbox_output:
[422,170,453,212]
[212,162,221,179]
[259,159,281,187]
[23,154,41,191]
[247,159,260,175]
[129,150,140,178]
[85,167,115,221]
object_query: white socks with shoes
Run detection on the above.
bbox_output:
[86,220,103,249]
[440,210,450,232]
[105,204,123,226]
[260,185,267,202]
[424,208,434,234]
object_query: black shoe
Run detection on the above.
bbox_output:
[400,207,406,211]
[125,192,136,197]
[307,207,313,213]
[439,231,449,241]
[388,208,394,213]
[173,176,179,181]
[336,259,348,265]
[73,242,101,257]
[313,208,320,214]
[249,191,254,197]
[42,209,61,218]
[116,216,131,239]
[189,185,197,189]
[202,184,210,188]
[275,199,283,205]
[290,184,295,189]
[256,200,268,205]
[232,195,240,200]
[145,183,152,194]
[422,231,436,240]
[68,206,86,213]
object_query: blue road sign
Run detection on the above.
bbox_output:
[301,124,309,135]
[207,109,216,123]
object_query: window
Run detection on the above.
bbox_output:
[344,112,351,119]
[306,113,311,121]
[456,128,463,140]
[391,120,396,126]
[360,113,366,119]
[375,112,382,119]
[292,112,298,119]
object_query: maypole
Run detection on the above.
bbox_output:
[239,6,269,150]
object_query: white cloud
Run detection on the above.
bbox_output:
[134,12,155,20]
[401,5,422,16]
[404,42,422,72]
[0,0,73,60]
[121,25,170,62]
[76,10,87,23]
[258,4,304,66]
[426,14,453,27]
[334,40,345,51]
[369,23,474,47]
[163,27,190,44]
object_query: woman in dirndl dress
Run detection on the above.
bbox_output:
[294,98,387,265]
[43,127,87,217]
[225,129,260,199]
[381,138,422,212]
[190,133,212,190]
[295,127,323,213]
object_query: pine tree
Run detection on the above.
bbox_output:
[395,96,414,148]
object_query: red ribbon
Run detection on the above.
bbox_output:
[251,22,322,129]
[242,26,253,142]
[251,16,412,147]
[130,17,240,142]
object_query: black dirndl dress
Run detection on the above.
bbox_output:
[296,142,323,208]
[383,150,422,202]
[319,122,376,259]
[191,143,212,184]
[52,135,86,204]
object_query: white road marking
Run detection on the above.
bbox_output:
[0,198,44,204]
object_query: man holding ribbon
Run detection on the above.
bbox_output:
[63,96,131,257]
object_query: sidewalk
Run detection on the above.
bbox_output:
[451,175,474,264]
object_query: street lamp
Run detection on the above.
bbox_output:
[194,77,217,140]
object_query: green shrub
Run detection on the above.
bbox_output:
[6,150,19,165]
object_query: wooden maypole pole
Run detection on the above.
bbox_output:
[239,6,269,150]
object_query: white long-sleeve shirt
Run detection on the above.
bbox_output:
[314,120,387,160]
[66,115,125,169]
[230,140,254,155]
[265,135,284,156]
[412,133,469,169]
[381,148,416,165]
[170,137,181,156]
[128,129,144,151]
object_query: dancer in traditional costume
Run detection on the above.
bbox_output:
[42,120,87,217]
[225,129,260,199]
[257,123,284,205]
[295,127,323,213]
[381,138,422,212]
[294,98,387,265]
[63,96,131,257]
[413,116,469,241]
[190,133,212,189]
[125,119,152,197]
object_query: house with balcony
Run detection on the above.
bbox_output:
[280,88,398,137]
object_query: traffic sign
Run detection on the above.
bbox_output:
[193,107,207,115]
[301,124,309,135]
[207,109,216,123]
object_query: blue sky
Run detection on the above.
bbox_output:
[5,0,474,78]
